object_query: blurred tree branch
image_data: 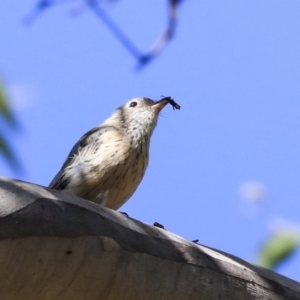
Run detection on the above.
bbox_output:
[25,0,184,68]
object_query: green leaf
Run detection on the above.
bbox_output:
[0,77,21,171]
[0,78,17,127]
[0,130,20,169]
[257,230,299,270]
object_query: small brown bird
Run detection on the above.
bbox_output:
[49,97,180,210]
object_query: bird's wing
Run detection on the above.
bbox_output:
[48,125,121,190]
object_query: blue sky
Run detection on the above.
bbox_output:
[1,0,300,281]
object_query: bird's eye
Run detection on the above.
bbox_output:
[129,101,138,107]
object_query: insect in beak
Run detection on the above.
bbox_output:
[151,97,180,113]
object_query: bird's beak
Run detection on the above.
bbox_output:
[150,98,169,113]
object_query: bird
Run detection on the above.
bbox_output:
[49,96,180,210]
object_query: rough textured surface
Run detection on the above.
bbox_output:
[0,177,299,300]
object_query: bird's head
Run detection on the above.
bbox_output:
[105,97,176,143]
